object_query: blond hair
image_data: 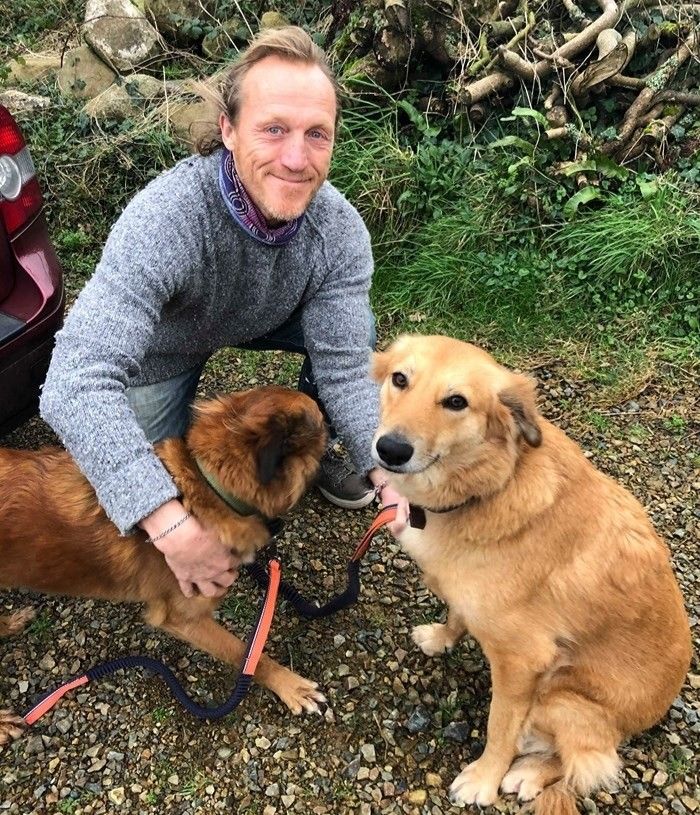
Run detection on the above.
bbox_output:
[194,26,340,155]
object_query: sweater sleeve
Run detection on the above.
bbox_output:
[40,186,202,534]
[300,208,379,476]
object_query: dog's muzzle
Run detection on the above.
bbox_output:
[374,433,415,470]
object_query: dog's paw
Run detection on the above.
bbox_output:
[0,607,36,637]
[411,623,454,656]
[0,711,25,749]
[268,667,327,716]
[501,756,548,801]
[449,759,501,808]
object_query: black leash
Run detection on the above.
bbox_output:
[24,558,281,724]
[23,505,406,725]
[244,503,425,618]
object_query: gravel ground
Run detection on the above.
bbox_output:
[1,348,698,815]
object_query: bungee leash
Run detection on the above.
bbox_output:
[244,503,408,618]
[23,503,409,726]
[24,558,281,724]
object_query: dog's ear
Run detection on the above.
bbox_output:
[371,349,392,383]
[371,335,412,383]
[256,425,286,485]
[498,375,542,447]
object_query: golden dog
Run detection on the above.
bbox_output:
[371,334,691,814]
[0,386,327,746]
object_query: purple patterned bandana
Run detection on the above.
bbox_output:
[219,150,303,246]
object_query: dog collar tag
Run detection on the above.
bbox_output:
[408,506,426,529]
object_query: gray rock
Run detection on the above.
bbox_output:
[442,722,471,743]
[406,706,431,733]
[84,0,162,72]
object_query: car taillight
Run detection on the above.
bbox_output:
[0,106,43,236]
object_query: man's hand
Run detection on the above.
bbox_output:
[140,500,240,598]
[368,469,410,537]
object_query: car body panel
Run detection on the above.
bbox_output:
[0,108,65,436]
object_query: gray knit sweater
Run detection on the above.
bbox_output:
[40,150,379,534]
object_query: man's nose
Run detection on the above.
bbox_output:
[280,134,309,172]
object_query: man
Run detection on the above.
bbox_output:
[41,26,407,600]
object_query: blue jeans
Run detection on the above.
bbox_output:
[127,309,376,443]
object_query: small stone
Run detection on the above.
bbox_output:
[408,789,427,805]
[406,707,430,733]
[688,674,700,690]
[168,774,179,787]
[55,717,72,735]
[360,744,376,763]
[653,771,669,787]
[343,758,360,780]
[108,787,125,806]
[256,737,272,750]
[217,747,233,759]
[38,655,55,671]
[426,773,441,787]
[443,722,471,743]
[681,798,698,812]
[266,783,279,796]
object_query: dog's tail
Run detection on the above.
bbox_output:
[533,781,579,815]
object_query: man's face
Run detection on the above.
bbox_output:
[220,55,336,224]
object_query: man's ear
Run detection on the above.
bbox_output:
[498,375,542,447]
[256,428,285,485]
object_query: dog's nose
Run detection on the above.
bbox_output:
[376,433,414,467]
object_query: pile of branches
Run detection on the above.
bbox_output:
[331,0,699,165]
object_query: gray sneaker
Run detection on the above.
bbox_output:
[316,441,375,509]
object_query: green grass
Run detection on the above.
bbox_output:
[27,610,54,640]
[151,705,174,723]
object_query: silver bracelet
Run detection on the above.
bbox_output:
[145,512,192,544]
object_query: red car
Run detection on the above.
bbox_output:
[0,104,64,436]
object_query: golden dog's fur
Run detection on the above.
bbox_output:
[371,335,692,814]
[0,386,327,745]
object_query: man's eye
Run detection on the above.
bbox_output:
[267,126,282,135]
[392,372,408,389]
[442,394,468,411]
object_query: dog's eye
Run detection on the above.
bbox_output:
[392,372,408,389]
[442,394,468,411]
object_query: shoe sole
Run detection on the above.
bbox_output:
[317,485,375,510]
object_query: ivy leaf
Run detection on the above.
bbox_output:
[563,187,605,218]
[488,136,536,156]
[511,106,549,127]
[636,178,660,199]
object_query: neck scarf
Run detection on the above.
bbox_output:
[218,150,303,246]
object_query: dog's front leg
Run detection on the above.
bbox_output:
[148,599,326,716]
[449,651,538,807]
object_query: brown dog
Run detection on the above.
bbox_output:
[0,386,328,746]
[371,335,692,814]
